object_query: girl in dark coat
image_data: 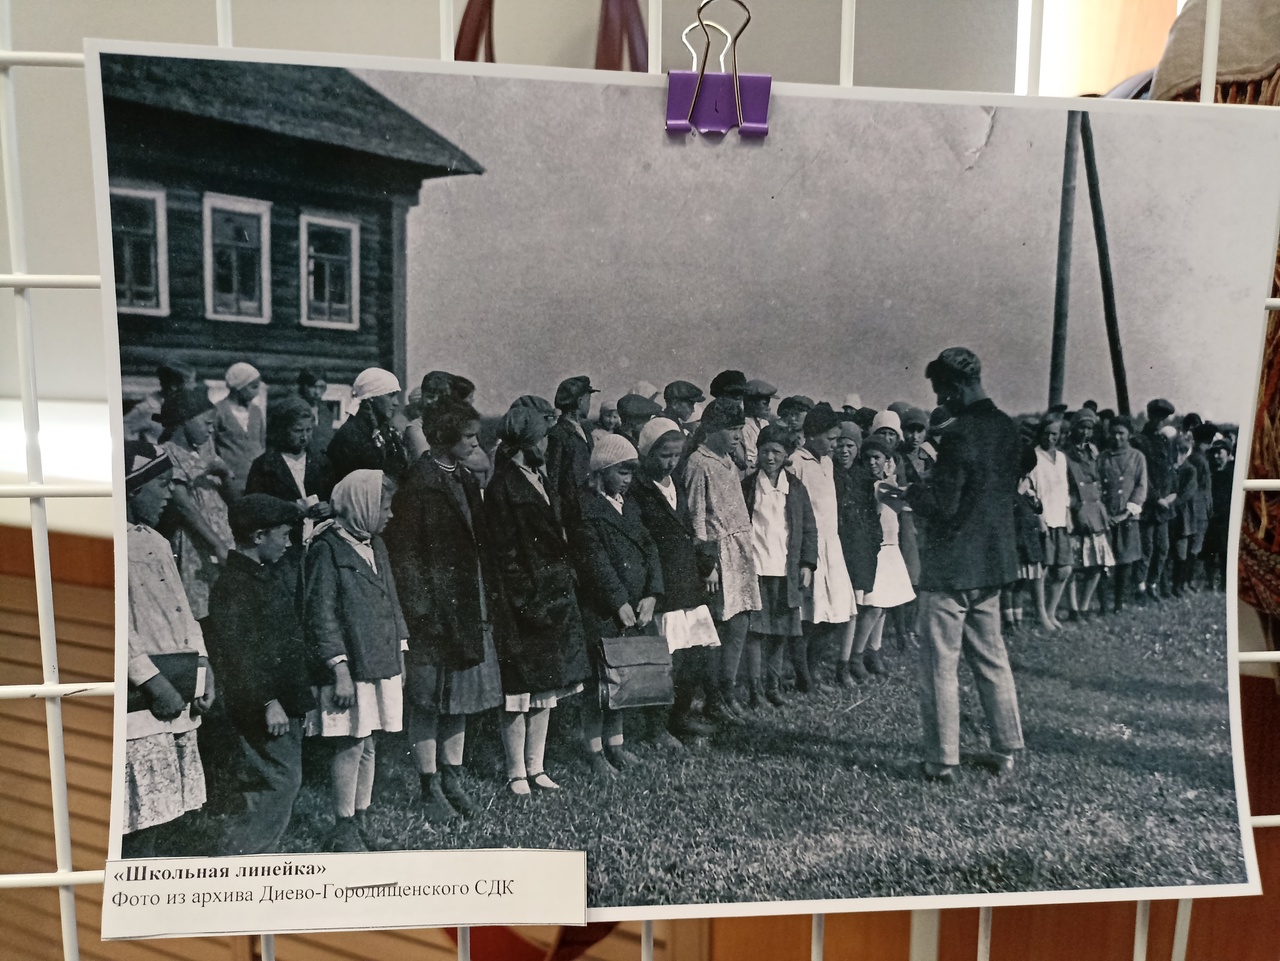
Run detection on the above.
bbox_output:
[303,469,406,852]
[383,400,506,820]
[574,433,667,775]
[244,395,335,545]
[1002,442,1044,632]
[486,408,591,796]
[631,419,720,739]
[833,420,881,683]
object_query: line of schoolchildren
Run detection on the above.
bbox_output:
[121,360,1236,857]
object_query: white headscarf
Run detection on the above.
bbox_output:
[331,469,385,542]
[225,361,261,390]
[351,368,401,403]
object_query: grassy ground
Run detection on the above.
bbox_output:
[192,590,1247,909]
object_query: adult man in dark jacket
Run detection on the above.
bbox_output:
[204,494,311,855]
[905,348,1024,781]
[545,375,598,522]
[1130,398,1178,600]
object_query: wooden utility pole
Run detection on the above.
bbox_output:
[1048,111,1081,410]
[1080,111,1131,416]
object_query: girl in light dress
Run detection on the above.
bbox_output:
[157,385,234,620]
[787,403,856,693]
[848,437,915,675]
[304,469,407,852]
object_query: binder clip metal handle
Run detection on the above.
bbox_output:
[665,0,771,138]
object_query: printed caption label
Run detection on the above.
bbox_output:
[101,849,586,939]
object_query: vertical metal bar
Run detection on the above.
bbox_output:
[1026,0,1043,96]
[1133,901,1150,961]
[1048,109,1081,409]
[976,907,992,961]
[0,5,80,961]
[1199,0,1222,104]
[1170,900,1193,961]
[839,0,856,86]
[260,933,277,961]
[908,909,941,961]
[216,0,233,47]
[811,914,824,961]
[439,0,455,61]
[641,920,654,961]
[458,926,471,961]
[646,0,661,74]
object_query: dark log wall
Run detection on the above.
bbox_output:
[106,102,430,391]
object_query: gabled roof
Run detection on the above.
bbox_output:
[100,54,483,177]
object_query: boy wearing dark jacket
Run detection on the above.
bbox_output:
[204,494,310,856]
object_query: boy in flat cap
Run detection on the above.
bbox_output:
[777,395,814,452]
[741,379,777,472]
[709,370,748,409]
[546,375,599,524]
[204,494,312,855]
[617,393,663,446]
[663,380,705,434]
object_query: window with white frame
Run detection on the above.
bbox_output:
[300,214,360,329]
[203,193,272,323]
[110,187,168,315]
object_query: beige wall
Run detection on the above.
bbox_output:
[0,0,1189,408]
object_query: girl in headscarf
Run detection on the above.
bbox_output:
[327,368,408,483]
[158,385,235,620]
[486,406,590,796]
[304,469,408,851]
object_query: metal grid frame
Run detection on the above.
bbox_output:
[0,0,1270,959]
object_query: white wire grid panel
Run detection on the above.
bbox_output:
[0,0,1268,959]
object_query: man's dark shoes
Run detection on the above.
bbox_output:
[977,751,1016,776]
[920,762,957,784]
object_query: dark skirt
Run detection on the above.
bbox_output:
[750,575,803,637]
[404,623,503,716]
[1110,518,1143,565]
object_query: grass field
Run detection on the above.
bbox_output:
[191,590,1248,909]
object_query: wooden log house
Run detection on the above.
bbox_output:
[101,54,482,413]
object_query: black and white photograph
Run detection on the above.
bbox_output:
[92,43,1279,926]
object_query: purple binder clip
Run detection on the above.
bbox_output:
[666,0,771,138]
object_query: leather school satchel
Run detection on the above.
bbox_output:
[126,651,199,713]
[598,625,674,710]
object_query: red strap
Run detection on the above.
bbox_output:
[455,0,646,71]
[455,0,495,63]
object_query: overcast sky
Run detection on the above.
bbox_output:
[362,69,1280,425]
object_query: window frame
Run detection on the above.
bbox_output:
[298,213,361,331]
[109,186,169,317]
[202,192,272,324]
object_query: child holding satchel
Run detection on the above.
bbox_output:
[631,418,721,740]
[304,468,408,852]
[574,434,668,775]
